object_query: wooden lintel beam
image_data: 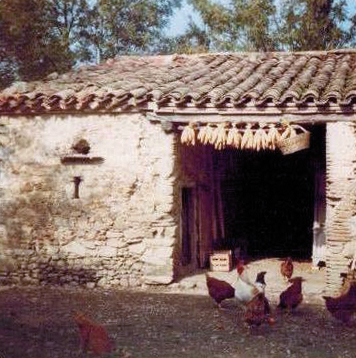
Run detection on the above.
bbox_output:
[146,112,356,124]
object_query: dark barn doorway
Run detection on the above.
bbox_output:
[216,126,324,260]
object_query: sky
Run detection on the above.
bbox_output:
[166,0,200,36]
[166,0,356,37]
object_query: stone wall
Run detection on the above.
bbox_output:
[325,121,356,295]
[0,113,177,287]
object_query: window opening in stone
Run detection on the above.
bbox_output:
[72,139,90,154]
[73,176,82,199]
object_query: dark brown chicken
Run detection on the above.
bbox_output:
[278,277,304,311]
[244,293,275,327]
[281,257,294,281]
[323,281,356,323]
[206,274,235,308]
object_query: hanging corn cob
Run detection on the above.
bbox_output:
[253,124,268,151]
[241,123,254,150]
[209,124,219,145]
[261,124,269,150]
[267,124,281,150]
[214,123,228,150]
[198,124,215,145]
[227,124,242,149]
[180,122,196,145]
[205,124,214,145]
[197,125,208,144]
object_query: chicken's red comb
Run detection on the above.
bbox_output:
[236,261,244,275]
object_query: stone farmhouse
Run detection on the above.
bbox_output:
[0,50,356,294]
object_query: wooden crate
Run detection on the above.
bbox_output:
[209,250,232,272]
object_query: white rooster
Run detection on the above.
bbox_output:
[233,261,266,303]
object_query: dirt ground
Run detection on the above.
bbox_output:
[174,258,326,304]
[0,260,354,358]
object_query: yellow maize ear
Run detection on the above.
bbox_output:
[241,123,253,150]
[197,126,208,144]
[204,124,214,145]
[214,123,228,150]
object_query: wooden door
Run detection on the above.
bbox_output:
[181,187,194,266]
[197,185,213,268]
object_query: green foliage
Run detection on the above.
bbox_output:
[0,0,181,88]
[279,0,352,50]
[188,0,278,51]
[78,0,182,62]
[183,0,356,52]
[158,22,210,54]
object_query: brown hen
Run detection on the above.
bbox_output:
[206,274,235,309]
[281,257,294,281]
[278,277,304,311]
[244,293,275,327]
[73,311,113,356]
[323,281,356,323]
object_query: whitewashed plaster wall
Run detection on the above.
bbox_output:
[0,113,177,287]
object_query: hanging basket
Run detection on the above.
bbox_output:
[278,125,310,155]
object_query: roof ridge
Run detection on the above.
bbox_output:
[110,48,356,60]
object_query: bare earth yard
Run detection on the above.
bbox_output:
[0,260,355,358]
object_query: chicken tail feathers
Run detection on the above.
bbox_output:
[277,301,286,309]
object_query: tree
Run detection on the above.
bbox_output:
[0,0,83,87]
[183,0,356,52]
[279,0,353,50]
[158,22,211,54]
[187,0,278,51]
[77,0,181,63]
[0,0,181,88]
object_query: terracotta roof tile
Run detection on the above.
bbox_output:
[1,50,356,113]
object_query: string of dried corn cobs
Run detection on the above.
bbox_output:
[197,123,214,145]
[181,122,304,151]
[253,124,269,151]
[267,124,281,150]
[226,125,242,149]
[214,123,228,150]
[180,122,196,145]
[241,123,254,150]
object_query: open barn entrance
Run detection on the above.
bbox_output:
[219,149,314,259]
[216,124,325,261]
[177,124,326,275]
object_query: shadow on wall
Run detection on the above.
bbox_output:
[0,259,100,286]
[37,262,99,286]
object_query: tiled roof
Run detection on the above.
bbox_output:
[0,50,356,113]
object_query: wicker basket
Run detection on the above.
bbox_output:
[278,125,310,155]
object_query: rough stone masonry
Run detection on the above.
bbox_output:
[0,113,178,288]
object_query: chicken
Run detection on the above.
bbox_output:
[244,293,275,327]
[233,264,267,304]
[254,271,267,293]
[73,311,113,356]
[323,281,356,323]
[317,260,326,270]
[236,259,252,283]
[206,274,235,309]
[281,257,294,281]
[278,276,305,311]
[206,262,267,308]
